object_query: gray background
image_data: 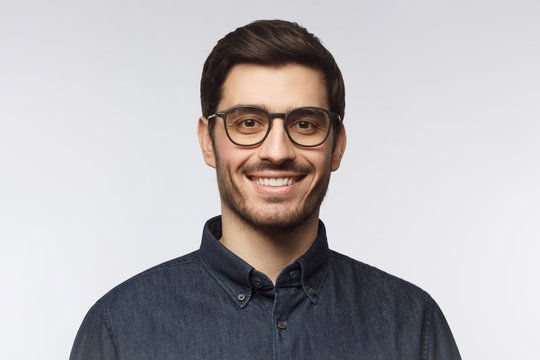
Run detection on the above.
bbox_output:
[1,0,539,359]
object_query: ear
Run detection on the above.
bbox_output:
[198,116,216,168]
[331,125,347,171]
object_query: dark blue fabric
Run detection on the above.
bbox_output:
[71,216,461,359]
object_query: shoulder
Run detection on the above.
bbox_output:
[96,250,203,308]
[328,250,429,305]
[326,251,461,359]
[71,251,205,358]
[125,250,201,281]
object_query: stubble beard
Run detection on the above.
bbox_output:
[215,158,331,233]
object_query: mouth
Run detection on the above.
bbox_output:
[247,176,304,187]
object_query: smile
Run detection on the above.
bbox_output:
[249,177,300,187]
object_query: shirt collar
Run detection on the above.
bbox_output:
[198,216,330,308]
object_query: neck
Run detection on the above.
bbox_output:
[220,207,320,284]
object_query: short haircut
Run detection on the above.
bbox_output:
[200,20,345,130]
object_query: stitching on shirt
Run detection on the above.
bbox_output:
[131,256,201,280]
[271,288,279,360]
[316,258,331,299]
[198,253,232,293]
[301,256,331,304]
[421,292,432,360]
[98,255,201,302]
[198,251,249,307]
[329,251,423,288]
[98,299,120,359]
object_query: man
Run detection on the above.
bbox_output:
[71,20,461,359]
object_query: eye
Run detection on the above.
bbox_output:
[287,108,330,140]
[289,118,320,132]
[240,118,257,127]
[295,120,315,129]
[232,117,265,129]
[227,112,267,135]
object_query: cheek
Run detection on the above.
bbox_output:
[302,149,333,173]
[215,144,252,173]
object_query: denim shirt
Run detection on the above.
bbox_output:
[70,216,461,359]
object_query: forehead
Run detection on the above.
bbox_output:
[218,63,328,112]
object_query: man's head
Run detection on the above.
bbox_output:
[198,20,346,232]
[200,20,345,130]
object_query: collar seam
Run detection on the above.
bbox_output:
[198,252,252,309]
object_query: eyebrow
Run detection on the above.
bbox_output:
[233,104,296,113]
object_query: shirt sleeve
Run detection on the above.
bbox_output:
[422,294,462,360]
[70,301,118,360]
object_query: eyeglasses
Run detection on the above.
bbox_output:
[207,106,342,148]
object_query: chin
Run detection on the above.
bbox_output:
[228,202,317,233]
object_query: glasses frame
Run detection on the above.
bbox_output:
[207,105,342,148]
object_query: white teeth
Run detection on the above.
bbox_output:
[253,177,296,187]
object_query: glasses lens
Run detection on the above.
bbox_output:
[225,107,269,145]
[287,108,330,146]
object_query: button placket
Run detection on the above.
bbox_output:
[272,286,305,359]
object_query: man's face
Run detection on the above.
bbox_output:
[199,63,346,231]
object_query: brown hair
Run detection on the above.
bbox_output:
[200,20,345,128]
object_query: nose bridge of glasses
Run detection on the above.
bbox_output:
[265,112,289,139]
[268,112,298,146]
[268,112,287,125]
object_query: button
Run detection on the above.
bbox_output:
[289,270,299,277]
[237,293,246,301]
[277,320,287,330]
[253,278,263,289]
[310,288,318,297]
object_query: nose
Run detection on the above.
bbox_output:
[257,118,296,164]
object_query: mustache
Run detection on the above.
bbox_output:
[241,160,311,173]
